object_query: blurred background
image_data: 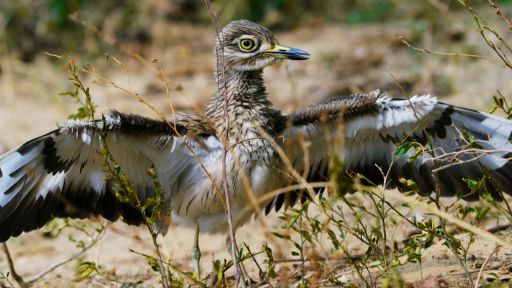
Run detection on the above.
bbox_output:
[0,0,489,61]
[1,0,512,286]
[4,0,512,58]
[2,0,512,147]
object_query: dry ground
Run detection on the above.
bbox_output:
[1,8,512,287]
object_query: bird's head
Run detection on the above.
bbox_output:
[216,20,310,72]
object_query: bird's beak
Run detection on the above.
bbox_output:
[265,44,310,60]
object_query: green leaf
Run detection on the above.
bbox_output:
[395,142,413,156]
[77,261,99,279]
[145,256,160,272]
[272,232,291,240]
[399,178,417,190]
[463,178,479,189]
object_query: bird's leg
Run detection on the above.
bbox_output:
[192,223,201,278]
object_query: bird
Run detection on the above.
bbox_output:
[1,19,512,276]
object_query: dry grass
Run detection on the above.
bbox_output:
[2,1,512,288]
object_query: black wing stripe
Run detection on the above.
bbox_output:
[264,158,329,214]
[348,96,512,201]
[282,91,512,209]
[0,111,194,241]
[265,91,382,214]
[42,137,75,175]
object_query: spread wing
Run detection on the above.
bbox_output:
[0,111,218,241]
[268,90,512,213]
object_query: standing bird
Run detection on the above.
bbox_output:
[1,20,512,275]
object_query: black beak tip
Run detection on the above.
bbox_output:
[287,55,309,60]
[288,48,310,60]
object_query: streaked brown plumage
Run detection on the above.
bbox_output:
[1,20,512,274]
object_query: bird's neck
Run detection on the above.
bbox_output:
[204,68,283,146]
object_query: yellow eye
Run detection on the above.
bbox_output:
[239,38,256,52]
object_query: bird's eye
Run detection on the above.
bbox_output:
[238,38,257,52]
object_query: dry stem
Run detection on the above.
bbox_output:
[203,1,245,286]
[1,243,27,288]
[474,246,499,288]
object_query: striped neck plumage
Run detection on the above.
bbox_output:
[204,66,279,145]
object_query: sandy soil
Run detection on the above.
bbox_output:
[1,9,512,287]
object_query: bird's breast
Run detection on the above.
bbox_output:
[169,143,280,233]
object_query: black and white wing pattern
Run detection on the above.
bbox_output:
[0,111,217,241]
[344,93,512,200]
[269,90,512,212]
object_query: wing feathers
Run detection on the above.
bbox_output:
[277,91,512,214]
[347,95,512,200]
[0,111,213,241]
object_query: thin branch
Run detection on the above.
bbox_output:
[474,246,499,288]
[487,0,512,29]
[1,243,27,288]
[26,223,107,285]
[46,55,219,191]
[400,37,507,68]
[129,249,206,287]
[375,188,512,249]
[458,0,512,69]
[202,1,245,287]
[67,16,181,119]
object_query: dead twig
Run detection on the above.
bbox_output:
[376,189,512,249]
[474,246,500,288]
[458,0,512,69]
[203,1,246,287]
[400,38,507,68]
[129,249,206,287]
[1,243,27,288]
[26,223,108,285]
[487,0,512,30]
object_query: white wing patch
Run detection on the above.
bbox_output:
[0,111,221,241]
[343,93,512,199]
[345,95,437,139]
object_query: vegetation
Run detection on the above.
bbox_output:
[1,0,512,287]
[2,0,512,61]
